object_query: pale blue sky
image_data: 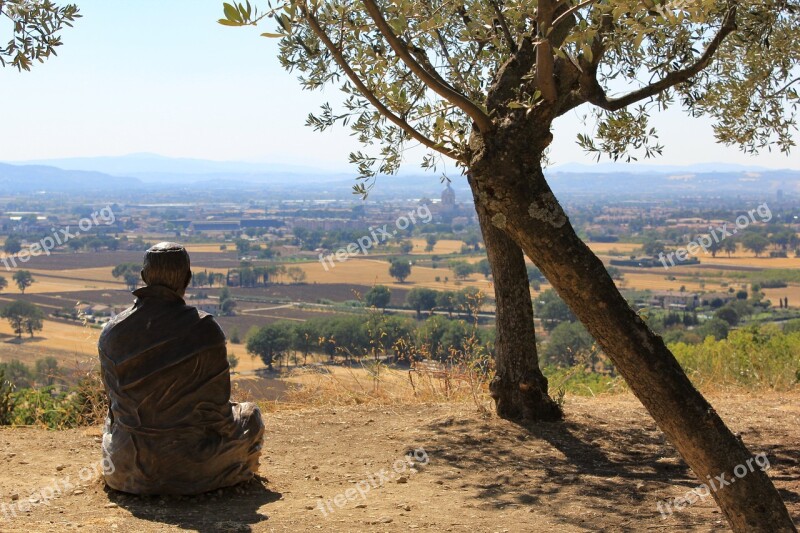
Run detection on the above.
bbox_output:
[0,0,797,170]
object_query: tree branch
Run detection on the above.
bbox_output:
[441,32,470,88]
[551,0,599,30]
[362,0,494,132]
[300,3,460,161]
[586,6,738,112]
[771,76,800,98]
[487,0,518,54]
[536,0,558,103]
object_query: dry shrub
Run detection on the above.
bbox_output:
[280,337,493,412]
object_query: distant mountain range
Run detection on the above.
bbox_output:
[0,162,140,193]
[1,154,799,197]
[10,153,353,184]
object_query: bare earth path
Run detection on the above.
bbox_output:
[0,393,797,532]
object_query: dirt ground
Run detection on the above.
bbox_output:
[0,392,797,532]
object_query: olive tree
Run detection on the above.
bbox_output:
[222,2,798,529]
[0,0,80,71]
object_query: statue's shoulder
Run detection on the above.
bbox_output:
[193,309,226,341]
[98,305,136,343]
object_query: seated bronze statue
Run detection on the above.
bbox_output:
[99,242,264,495]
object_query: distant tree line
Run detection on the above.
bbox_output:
[245,314,495,371]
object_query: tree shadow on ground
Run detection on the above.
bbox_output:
[420,409,798,531]
[106,475,281,533]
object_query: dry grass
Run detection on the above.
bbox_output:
[294,256,495,292]
[408,238,464,254]
[279,363,492,412]
[763,286,800,307]
[0,274,121,294]
[586,242,641,254]
[185,244,229,254]
[619,272,729,293]
[0,319,99,358]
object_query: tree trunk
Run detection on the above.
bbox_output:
[470,180,563,421]
[468,133,795,531]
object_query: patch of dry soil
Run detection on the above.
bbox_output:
[0,392,797,532]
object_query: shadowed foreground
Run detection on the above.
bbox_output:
[0,393,797,532]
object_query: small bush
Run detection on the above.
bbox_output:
[670,326,800,391]
[0,369,13,425]
[0,369,107,429]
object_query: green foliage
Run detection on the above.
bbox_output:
[741,233,770,257]
[696,317,730,341]
[406,287,438,319]
[449,260,473,280]
[3,235,21,254]
[247,322,292,370]
[388,259,411,282]
[365,284,391,310]
[9,387,79,428]
[226,0,799,185]
[11,269,33,293]
[425,234,437,252]
[536,289,576,331]
[0,275,6,292]
[1,300,44,338]
[543,366,624,397]
[0,0,81,71]
[544,321,594,367]
[286,265,307,283]
[34,357,60,386]
[714,306,740,327]
[227,352,240,371]
[606,265,624,281]
[0,364,107,429]
[641,238,665,256]
[219,287,237,316]
[0,368,13,425]
[783,319,800,334]
[670,326,800,391]
[435,290,457,318]
[0,359,33,388]
[527,265,545,283]
[111,263,140,291]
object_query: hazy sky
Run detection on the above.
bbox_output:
[0,0,797,170]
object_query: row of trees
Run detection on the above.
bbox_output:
[364,284,487,320]
[111,262,309,292]
[245,314,495,371]
[1,301,44,338]
[643,228,800,259]
[0,357,60,389]
[4,234,123,255]
[228,264,307,287]
[0,271,35,294]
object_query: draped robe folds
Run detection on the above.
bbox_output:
[98,285,264,495]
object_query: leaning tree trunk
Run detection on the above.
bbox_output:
[468,130,795,532]
[470,177,562,421]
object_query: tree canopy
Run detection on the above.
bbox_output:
[222,1,799,526]
[12,270,33,293]
[112,263,141,292]
[406,286,438,319]
[247,322,292,371]
[365,284,391,310]
[1,300,44,338]
[388,259,411,282]
[0,0,80,71]
[223,0,797,188]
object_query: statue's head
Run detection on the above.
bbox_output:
[141,242,192,296]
